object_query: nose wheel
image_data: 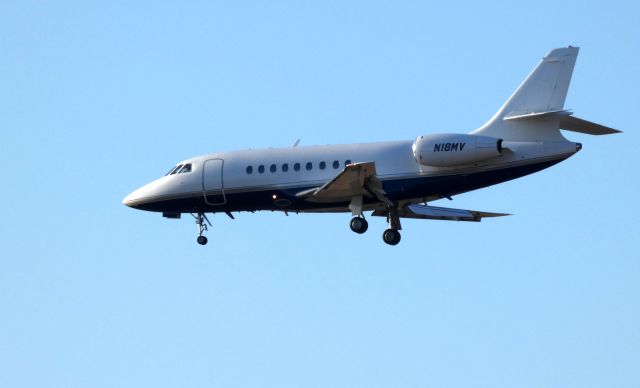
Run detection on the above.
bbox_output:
[192,212,212,246]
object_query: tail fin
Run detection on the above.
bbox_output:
[501,46,579,118]
[473,46,580,141]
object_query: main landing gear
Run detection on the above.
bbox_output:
[350,216,369,234]
[348,203,403,245]
[382,228,401,245]
[192,212,212,245]
[382,206,402,246]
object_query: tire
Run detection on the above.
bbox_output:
[382,229,401,245]
[350,217,369,234]
[197,236,208,245]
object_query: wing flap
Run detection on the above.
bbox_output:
[295,162,379,202]
[372,204,510,222]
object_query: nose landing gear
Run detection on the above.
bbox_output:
[192,212,212,245]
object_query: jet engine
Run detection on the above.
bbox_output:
[413,134,503,167]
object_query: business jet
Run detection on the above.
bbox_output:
[123,46,619,246]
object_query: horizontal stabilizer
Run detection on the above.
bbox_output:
[559,115,621,135]
[372,204,510,222]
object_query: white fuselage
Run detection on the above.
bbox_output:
[122,138,579,213]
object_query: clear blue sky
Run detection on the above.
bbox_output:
[1,1,639,387]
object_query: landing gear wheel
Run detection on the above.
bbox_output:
[382,229,401,245]
[192,212,212,245]
[350,217,369,234]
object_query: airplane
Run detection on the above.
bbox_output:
[123,46,620,246]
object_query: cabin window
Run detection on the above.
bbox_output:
[177,164,192,174]
[333,160,339,169]
[270,164,277,173]
[306,162,313,171]
[294,163,301,171]
[282,163,289,172]
[258,165,265,174]
[345,159,352,166]
[319,161,326,170]
[246,166,253,174]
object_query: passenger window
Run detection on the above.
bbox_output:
[246,166,253,174]
[270,164,277,173]
[345,159,352,166]
[282,163,289,172]
[294,163,301,171]
[258,165,265,174]
[178,164,192,174]
[333,160,339,169]
[306,162,313,171]
[319,161,326,170]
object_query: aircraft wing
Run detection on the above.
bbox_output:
[372,204,510,222]
[295,162,391,204]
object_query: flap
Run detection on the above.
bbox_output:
[372,204,510,222]
[295,162,379,203]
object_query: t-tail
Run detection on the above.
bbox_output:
[472,46,620,141]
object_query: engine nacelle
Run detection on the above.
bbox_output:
[413,134,503,167]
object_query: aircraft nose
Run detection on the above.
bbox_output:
[123,181,156,209]
[122,178,172,211]
[122,187,145,208]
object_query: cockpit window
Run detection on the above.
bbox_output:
[177,164,192,174]
[166,164,183,176]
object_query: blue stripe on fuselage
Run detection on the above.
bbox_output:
[129,158,564,213]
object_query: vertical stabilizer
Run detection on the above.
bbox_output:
[501,46,578,117]
[473,46,580,141]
